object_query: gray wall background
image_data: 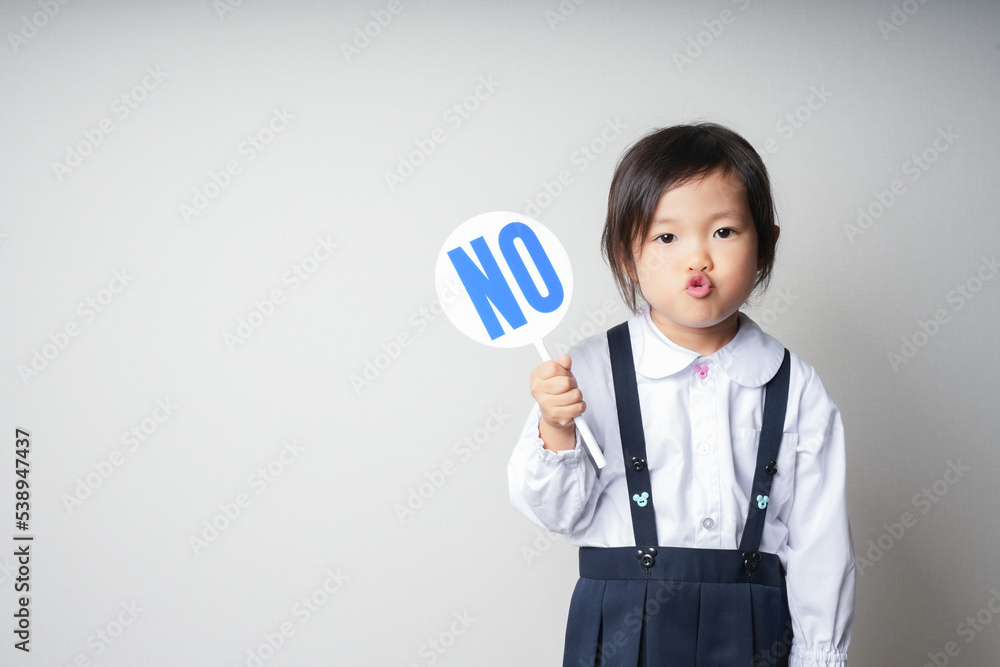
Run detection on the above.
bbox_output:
[2,0,998,665]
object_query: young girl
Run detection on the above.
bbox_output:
[508,123,855,667]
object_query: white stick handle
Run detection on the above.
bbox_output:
[534,339,607,469]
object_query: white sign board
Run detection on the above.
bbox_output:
[436,211,606,468]
[435,211,573,348]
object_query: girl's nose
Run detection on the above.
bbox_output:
[687,242,712,272]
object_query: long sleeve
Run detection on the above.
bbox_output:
[785,366,856,667]
[507,404,601,534]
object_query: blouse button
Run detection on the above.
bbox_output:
[702,517,715,529]
[694,363,709,379]
[698,442,712,455]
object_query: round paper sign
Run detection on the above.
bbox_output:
[436,211,607,469]
[435,211,574,349]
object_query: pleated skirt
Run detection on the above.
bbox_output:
[563,547,793,667]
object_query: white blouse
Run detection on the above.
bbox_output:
[508,308,855,667]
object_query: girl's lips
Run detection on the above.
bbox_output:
[686,273,712,298]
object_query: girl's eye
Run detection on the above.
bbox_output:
[655,234,676,244]
[715,228,736,239]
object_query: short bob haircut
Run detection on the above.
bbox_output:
[601,122,779,313]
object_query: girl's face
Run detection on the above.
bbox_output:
[631,169,761,346]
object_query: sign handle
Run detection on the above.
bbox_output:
[533,339,607,469]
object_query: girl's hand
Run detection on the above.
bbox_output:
[530,354,585,452]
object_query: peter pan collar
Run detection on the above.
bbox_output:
[631,308,786,388]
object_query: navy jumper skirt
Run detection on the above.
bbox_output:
[563,321,794,667]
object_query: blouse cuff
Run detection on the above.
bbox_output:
[526,405,584,466]
[789,645,848,667]
[529,431,583,465]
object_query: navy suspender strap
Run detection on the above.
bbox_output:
[607,320,793,557]
[607,322,659,548]
[563,325,795,667]
[738,347,792,554]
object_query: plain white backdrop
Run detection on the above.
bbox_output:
[2,0,999,665]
